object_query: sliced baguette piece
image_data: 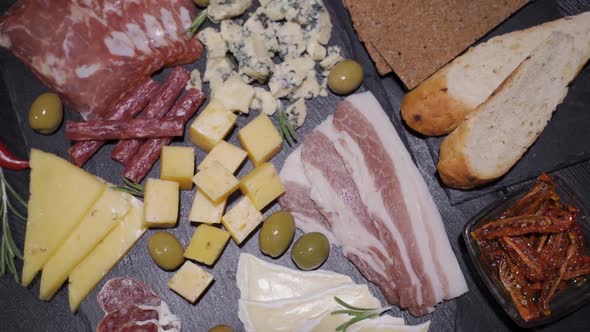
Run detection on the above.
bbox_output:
[401,11,590,136]
[438,32,588,189]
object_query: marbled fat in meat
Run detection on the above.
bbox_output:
[0,0,202,120]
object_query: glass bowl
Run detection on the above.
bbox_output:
[463,176,590,328]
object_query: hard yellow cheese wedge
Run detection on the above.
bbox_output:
[40,188,131,300]
[68,197,146,312]
[23,149,106,287]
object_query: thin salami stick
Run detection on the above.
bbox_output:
[111,67,190,166]
[68,78,160,166]
[124,89,206,183]
[65,118,184,141]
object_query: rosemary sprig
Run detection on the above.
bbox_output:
[277,105,298,147]
[185,9,208,38]
[331,296,394,332]
[112,177,144,197]
[0,168,26,281]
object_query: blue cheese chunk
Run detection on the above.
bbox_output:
[305,0,332,45]
[208,0,253,23]
[263,0,288,21]
[204,57,235,91]
[285,0,313,26]
[186,69,203,91]
[285,98,307,128]
[269,56,315,98]
[276,22,307,59]
[197,28,228,58]
[250,87,279,115]
[307,39,326,61]
[212,75,255,114]
[293,70,320,100]
[320,45,343,75]
[246,9,280,56]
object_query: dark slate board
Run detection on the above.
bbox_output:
[1,1,590,332]
[422,0,590,205]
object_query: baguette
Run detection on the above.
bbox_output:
[438,32,588,189]
[401,12,590,136]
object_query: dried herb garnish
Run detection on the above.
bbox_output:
[0,168,26,281]
[277,105,298,147]
[112,177,144,197]
[185,9,208,39]
[331,296,394,332]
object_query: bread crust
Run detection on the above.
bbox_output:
[401,69,473,136]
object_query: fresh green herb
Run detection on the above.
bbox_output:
[277,104,298,147]
[185,9,208,38]
[0,168,26,281]
[112,177,144,197]
[331,296,394,332]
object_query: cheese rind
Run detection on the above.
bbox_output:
[160,146,195,190]
[198,140,247,174]
[221,196,263,244]
[189,190,227,224]
[238,113,283,166]
[240,162,285,210]
[23,149,106,287]
[193,161,240,203]
[144,179,179,228]
[39,188,131,300]
[189,99,237,152]
[68,197,146,312]
[168,261,214,303]
[184,224,230,265]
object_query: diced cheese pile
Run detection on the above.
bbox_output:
[200,0,344,128]
[236,254,431,332]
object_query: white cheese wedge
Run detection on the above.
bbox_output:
[348,321,430,332]
[237,253,354,301]
[238,284,381,332]
[68,197,146,312]
[300,311,406,332]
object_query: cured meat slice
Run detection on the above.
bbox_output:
[123,88,206,183]
[280,92,468,316]
[0,0,202,120]
[111,67,190,166]
[97,277,181,332]
[68,78,161,166]
[98,277,160,313]
[300,120,403,305]
[65,118,184,141]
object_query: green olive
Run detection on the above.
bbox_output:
[291,232,330,270]
[208,325,234,332]
[259,211,296,258]
[148,232,185,270]
[29,92,63,134]
[327,60,364,95]
[193,0,209,7]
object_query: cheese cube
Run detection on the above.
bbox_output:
[189,99,237,152]
[189,190,226,224]
[184,224,230,265]
[221,196,263,244]
[193,161,239,203]
[238,113,283,166]
[144,179,179,227]
[168,261,213,303]
[240,163,285,211]
[198,141,247,173]
[160,146,195,190]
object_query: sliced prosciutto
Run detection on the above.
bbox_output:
[0,0,202,120]
[279,92,468,315]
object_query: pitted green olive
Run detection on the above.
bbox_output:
[208,325,234,332]
[194,0,209,8]
[148,232,185,270]
[29,92,63,134]
[259,211,296,258]
[291,232,330,270]
[328,60,364,95]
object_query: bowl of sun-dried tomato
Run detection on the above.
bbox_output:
[464,173,590,328]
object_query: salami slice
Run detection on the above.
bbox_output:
[97,277,160,313]
[111,67,190,166]
[123,89,206,183]
[96,277,181,332]
[68,78,160,167]
[65,118,184,141]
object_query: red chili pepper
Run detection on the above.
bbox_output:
[0,141,29,170]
